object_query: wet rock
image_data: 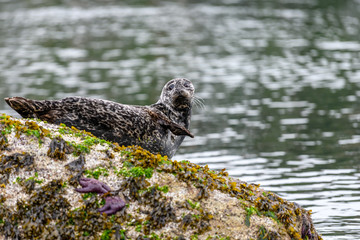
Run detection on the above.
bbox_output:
[0,114,323,239]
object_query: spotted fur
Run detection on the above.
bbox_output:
[5,78,194,158]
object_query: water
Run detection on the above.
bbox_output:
[1,0,360,238]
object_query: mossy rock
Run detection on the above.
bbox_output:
[0,114,322,239]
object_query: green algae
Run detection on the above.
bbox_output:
[115,165,154,179]
[245,206,261,227]
[157,185,169,194]
[57,123,112,156]
[187,199,201,210]
[85,167,109,179]
[0,114,50,144]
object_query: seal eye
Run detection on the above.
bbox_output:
[183,82,190,88]
[168,83,175,90]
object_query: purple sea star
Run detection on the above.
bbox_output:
[75,178,126,215]
[75,178,112,194]
[98,196,126,215]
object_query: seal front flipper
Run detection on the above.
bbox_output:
[159,119,194,138]
[145,108,194,138]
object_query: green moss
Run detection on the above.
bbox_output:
[159,159,172,165]
[13,177,22,184]
[58,124,71,135]
[83,136,109,146]
[85,167,109,179]
[118,229,127,239]
[100,229,112,240]
[69,141,91,155]
[25,172,44,184]
[135,224,142,232]
[82,192,97,200]
[157,185,169,193]
[187,199,200,209]
[67,136,111,156]
[57,123,112,156]
[245,206,261,227]
[191,234,199,240]
[115,166,153,179]
[1,126,12,135]
[61,181,68,189]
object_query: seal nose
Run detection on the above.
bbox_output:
[179,89,191,98]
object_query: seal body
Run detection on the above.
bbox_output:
[5,78,194,158]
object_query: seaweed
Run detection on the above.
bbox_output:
[47,136,73,160]
[0,152,34,184]
[0,133,8,151]
[65,154,86,172]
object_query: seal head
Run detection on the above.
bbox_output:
[158,78,194,110]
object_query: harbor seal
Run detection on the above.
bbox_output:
[5,78,194,158]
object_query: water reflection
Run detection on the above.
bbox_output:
[1,0,360,238]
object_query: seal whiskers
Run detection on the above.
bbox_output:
[193,95,206,110]
[5,78,195,158]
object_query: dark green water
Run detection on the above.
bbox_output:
[1,0,360,238]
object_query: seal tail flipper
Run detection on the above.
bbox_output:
[4,97,39,118]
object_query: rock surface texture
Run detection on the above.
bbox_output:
[0,114,322,240]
